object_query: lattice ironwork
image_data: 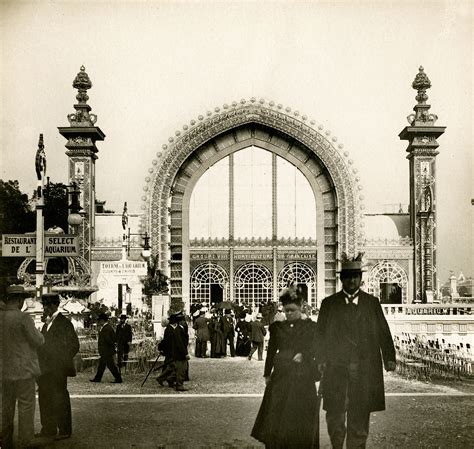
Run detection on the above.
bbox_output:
[367,260,408,303]
[234,263,272,309]
[277,262,317,307]
[190,262,229,305]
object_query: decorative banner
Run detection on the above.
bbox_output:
[1,234,79,257]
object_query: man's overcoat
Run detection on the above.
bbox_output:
[315,290,395,413]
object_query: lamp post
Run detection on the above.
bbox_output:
[35,134,46,295]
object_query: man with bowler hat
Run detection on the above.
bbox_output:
[90,313,122,383]
[37,292,80,441]
[116,314,133,369]
[2,285,44,449]
[315,253,396,449]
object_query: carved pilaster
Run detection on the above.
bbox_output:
[399,67,445,303]
[59,67,105,275]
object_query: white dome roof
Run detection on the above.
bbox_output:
[364,215,401,240]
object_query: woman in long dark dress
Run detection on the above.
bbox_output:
[235,315,251,357]
[251,286,320,448]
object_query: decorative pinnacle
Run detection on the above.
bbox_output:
[72,66,92,105]
[412,66,431,104]
[38,133,44,149]
[67,66,98,126]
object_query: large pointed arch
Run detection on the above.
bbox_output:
[141,99,364,307]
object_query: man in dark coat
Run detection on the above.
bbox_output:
[157,311,190,391]
[248,314,267,361]
[90,313,122,383]
[116,314,133,369]
[193,309,210,357]
[2,285,44,449]
[315,254,396,449]
[222,310,235,357]
[37,292,80,441]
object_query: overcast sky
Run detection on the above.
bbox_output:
[0,0,472,282]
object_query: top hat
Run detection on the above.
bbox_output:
[41,292,60,304]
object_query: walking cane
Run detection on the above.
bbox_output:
[141,352,164,388]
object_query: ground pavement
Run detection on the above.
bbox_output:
[25,356,474,448]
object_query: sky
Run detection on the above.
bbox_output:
[0,0,472,282]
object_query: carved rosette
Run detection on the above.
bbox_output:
[142,99,363,279]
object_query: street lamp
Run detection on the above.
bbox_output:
[67,181,83,226]
[127,229,151,259]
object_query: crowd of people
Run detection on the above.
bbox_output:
[4,253,472,448]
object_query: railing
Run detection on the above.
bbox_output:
[382,304,472,316]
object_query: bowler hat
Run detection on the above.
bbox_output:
[97,312,109,321]
[120,314,128,319]
[6,285,28,298]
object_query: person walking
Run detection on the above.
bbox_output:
[315,254,396,449]
[248,314,266,361]
[157,311,190,391]
[209,311,226,358]
[2,285,44,449]
[193,309,210,357]
[37,292,80,441]
[90,313,122,383]
[235,313,251,357]
[251,285,320,448]
[222,310,236,357]
[116,314,133,369]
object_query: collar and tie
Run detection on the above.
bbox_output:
[343,290,359,306]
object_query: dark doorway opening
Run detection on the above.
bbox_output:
[380,283,402,304]
[297,283,309,303]
[210,283,223,305]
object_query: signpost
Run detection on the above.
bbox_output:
[2,234,79,257]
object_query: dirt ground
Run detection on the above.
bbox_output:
[13,356,474,448]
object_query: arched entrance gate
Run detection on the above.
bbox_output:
[142,99,364,310]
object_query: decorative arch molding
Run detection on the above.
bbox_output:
[142,99,364,307]
[367,260,409,303]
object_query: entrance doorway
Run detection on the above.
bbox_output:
[210,283,224,305]
[380,283,402,304]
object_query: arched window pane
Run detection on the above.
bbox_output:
[234,147,272,238]
[190,157,229,238]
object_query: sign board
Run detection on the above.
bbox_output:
[100,261,147,276]
[1,234,79,257]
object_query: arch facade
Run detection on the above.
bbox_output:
[367,260,409,303]
[142,99,363,309]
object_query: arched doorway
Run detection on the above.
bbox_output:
[143,100,363,310]
[190,262,229,306]
[367,260,408,304]
[278,262,317,308]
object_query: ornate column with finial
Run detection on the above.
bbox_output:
[58,66,105,272]
[399,66,445,303]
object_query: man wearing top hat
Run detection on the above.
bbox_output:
[157,311,190,391]
[37,292,80,441]
[2,284,44,449]
[90,313,122,383]
[315,254,396,449]
[116,314,133,369]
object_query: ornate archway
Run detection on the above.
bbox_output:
[142,99,364,309]
[367,260,408,304]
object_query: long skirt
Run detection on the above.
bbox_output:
[251,364,320,448]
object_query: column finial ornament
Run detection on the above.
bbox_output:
[412,66,431,105]
[68,66,97,126]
